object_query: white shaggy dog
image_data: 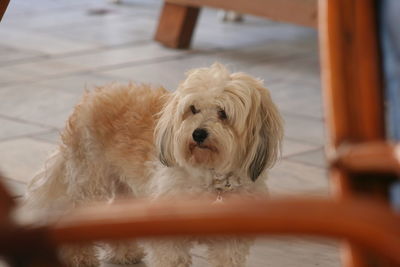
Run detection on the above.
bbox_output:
[24,63,283,267]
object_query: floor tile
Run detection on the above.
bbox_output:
[0,138,56,183]
[0,60,85,85]
[0,67,30,85]
[60,43,184,73]
[282,138,319,158]
[283,113,325,146]
[50,14,157,47]
[26,1,163,47]
[4,5,125,31]
[100,54,219,90]
[220,40,317,65]
[100,38,319,91]
[0,116,50,141]
[269,79,323,119]
[189,237,339,267]
[31,129,61,144]
[249,237,340,267]
[194,10,317,50]
[287,147,327,168]
[268,160,329,196]
[0,44,45,65]
[2,0,93,18]
[0,43,186,85]
[31,73,128,95]
[0,84,82,128]
[1,176,26,197]
[0,27,100,55]
[100,52,289,91]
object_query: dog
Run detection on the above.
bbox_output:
[23,63,283,267]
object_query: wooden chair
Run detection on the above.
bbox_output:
[1,0,400,266]
[154,0,318,48]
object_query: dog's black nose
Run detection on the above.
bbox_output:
[192,128,208,143]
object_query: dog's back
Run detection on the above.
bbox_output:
[24,83,169,217]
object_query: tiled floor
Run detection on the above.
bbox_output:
[0,0,340,266]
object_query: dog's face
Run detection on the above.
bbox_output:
[155,63,283,181]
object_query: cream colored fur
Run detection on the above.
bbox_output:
[23,63,283,267]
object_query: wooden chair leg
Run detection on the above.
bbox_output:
[154,2,200,49]
[0,175,15,219]
[0,0,10,22]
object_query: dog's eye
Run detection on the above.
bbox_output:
[190,105,199,114]
[218,109,227,120]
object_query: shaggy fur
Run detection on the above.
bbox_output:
[23,63,283,267]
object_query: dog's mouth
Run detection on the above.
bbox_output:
[189,142,217,153]
[188,142,219,166]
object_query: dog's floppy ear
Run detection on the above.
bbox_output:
[248,122,269,181]
[240,78,283,181]
[154,95,177,167]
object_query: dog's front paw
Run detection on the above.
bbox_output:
[67,255,100,267]
[60,244,99,267]
[101,241,145,265]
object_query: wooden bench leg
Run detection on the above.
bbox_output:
[154,2,200,49]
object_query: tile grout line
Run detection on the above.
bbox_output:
[283,136,324,147]
[282,146,324,160]
[0,35,317,70]
[0,113,59,130]
[0,129,59,144]
[0,39,153,67]
[2,175,27,186]
[0,51,213,87]
[281,111,325,122]
[0,44,316,88]
[284,157,327,170]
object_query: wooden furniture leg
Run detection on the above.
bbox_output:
[155,2,200,49]
[0,174,15,220]
[319,0,387,265]
[0,0,10,21]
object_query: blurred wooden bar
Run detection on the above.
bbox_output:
[155,0,317,48]
[0,0,10,21]
[319,0,388,266]
[333,142,400,174]
[319,0,384,149]
[2,196,400,265]
[44,197,400,265]
[0,174,15,219]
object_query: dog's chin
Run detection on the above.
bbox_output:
[187,142,218,168]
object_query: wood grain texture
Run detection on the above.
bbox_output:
[154,2,200,49]
[165,0,317,27]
